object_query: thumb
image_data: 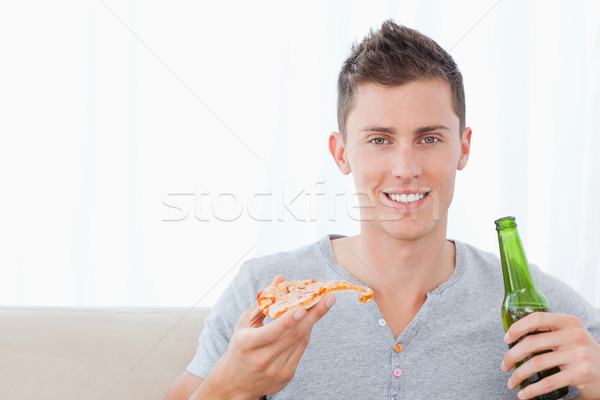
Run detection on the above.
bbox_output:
[236,303,267,330]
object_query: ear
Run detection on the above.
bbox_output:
[457,127,472,171]
[328,131,351,175]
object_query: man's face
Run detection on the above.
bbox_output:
[329,79,471,241]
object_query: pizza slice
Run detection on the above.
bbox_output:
[257,279,374,318]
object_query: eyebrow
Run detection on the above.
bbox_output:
[414,124,450,135]
[360,124,450,135]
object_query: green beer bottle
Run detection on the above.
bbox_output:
[495,216,568,400]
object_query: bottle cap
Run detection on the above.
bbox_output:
[495,216,517,231]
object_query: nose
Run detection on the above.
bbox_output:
[391,145,422,180]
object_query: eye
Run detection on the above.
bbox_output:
[371,137,388,145]
[421,136,438,144]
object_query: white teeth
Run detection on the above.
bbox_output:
[388,193,425,204]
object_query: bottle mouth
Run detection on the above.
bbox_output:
[495,216,517,231]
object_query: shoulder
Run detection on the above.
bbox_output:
[529,265,597,315]
[455,240,500,267]
[454,239,590,305]
[454,241,599,332]
[212,235,339,313]
[529,266,600,340]
[239,235,336,287]
[453,240,503,283]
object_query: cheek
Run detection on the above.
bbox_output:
[348,160,384,203]
[424,156,458,191]
[438,168,458,205]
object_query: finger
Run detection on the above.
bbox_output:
[513,367,572,400]
[302,293,336,326]
[248,293,336,349]
[251,305,308,345]
[506,350,570,390]
[282,329,312,370]
[279,295,337,366]
[502,329,569,371]
[504,313,576,345]
[268,294,336,356]
[240,294,336,380]
[243,275,285,330]
[236,303,267,330]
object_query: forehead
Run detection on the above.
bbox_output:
[346,79,458,133]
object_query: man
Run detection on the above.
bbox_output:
[166,20,600,399]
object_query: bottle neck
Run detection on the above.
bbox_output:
[497,227,536,293]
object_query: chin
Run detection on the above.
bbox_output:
[380,214,441,241]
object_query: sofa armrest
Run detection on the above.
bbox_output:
[0,306,210,400]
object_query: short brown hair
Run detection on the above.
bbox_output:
[337,20,465,140]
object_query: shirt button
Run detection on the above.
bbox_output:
[393,368,402,377]
[378,319,386,326]
[394,343,403,352]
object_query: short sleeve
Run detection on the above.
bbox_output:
[186,263,256,378]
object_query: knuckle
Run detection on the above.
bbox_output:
[511,370,524,385]
[237,340,251,353]
[300,334,310,348]
[520,334,535,348]
[565,314,582,326]
[504,350,518,365]
[538,373,557,391]
[251,355,270,372]
[528,354,544,371]
[275,367,294,385]
[266,326,282,341]
[571,327,589,345]
[504,354,515,366]
[529,312,543,325]
[575,358,592,379]
[287,327,304,343]
[574,345,591,362]
[530,376,553,395]
[233,333,251,352]
[579,364,592,381]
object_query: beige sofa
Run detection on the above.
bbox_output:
[1,306,210,400]
[4,306,599,400]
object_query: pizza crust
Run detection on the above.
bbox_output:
[257,279,374,318]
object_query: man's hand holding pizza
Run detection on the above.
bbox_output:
[196,276,336,400]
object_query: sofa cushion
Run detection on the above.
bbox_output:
[0,306,209,400]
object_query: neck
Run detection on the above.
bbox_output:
[352,219,455,296]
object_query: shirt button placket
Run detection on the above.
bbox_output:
[391,342,403,399]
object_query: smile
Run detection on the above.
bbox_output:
[385,192,428,204]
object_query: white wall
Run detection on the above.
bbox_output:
[1,0,598,308]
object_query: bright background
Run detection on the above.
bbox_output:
[1,0,599,308]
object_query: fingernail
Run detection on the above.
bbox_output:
[504,332,510,343]
[518,390,526,399]
[293,308,305,320]
[326,295,336,309]
[506,377,513,389]
[500,360,506,372]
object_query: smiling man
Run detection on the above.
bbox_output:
[327,78,471,341]
[166,20,600,400]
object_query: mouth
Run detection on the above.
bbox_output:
[384,192,429,205]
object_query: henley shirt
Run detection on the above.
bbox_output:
[187,235,600,399]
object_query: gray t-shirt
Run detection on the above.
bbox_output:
[187,235,600,399]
